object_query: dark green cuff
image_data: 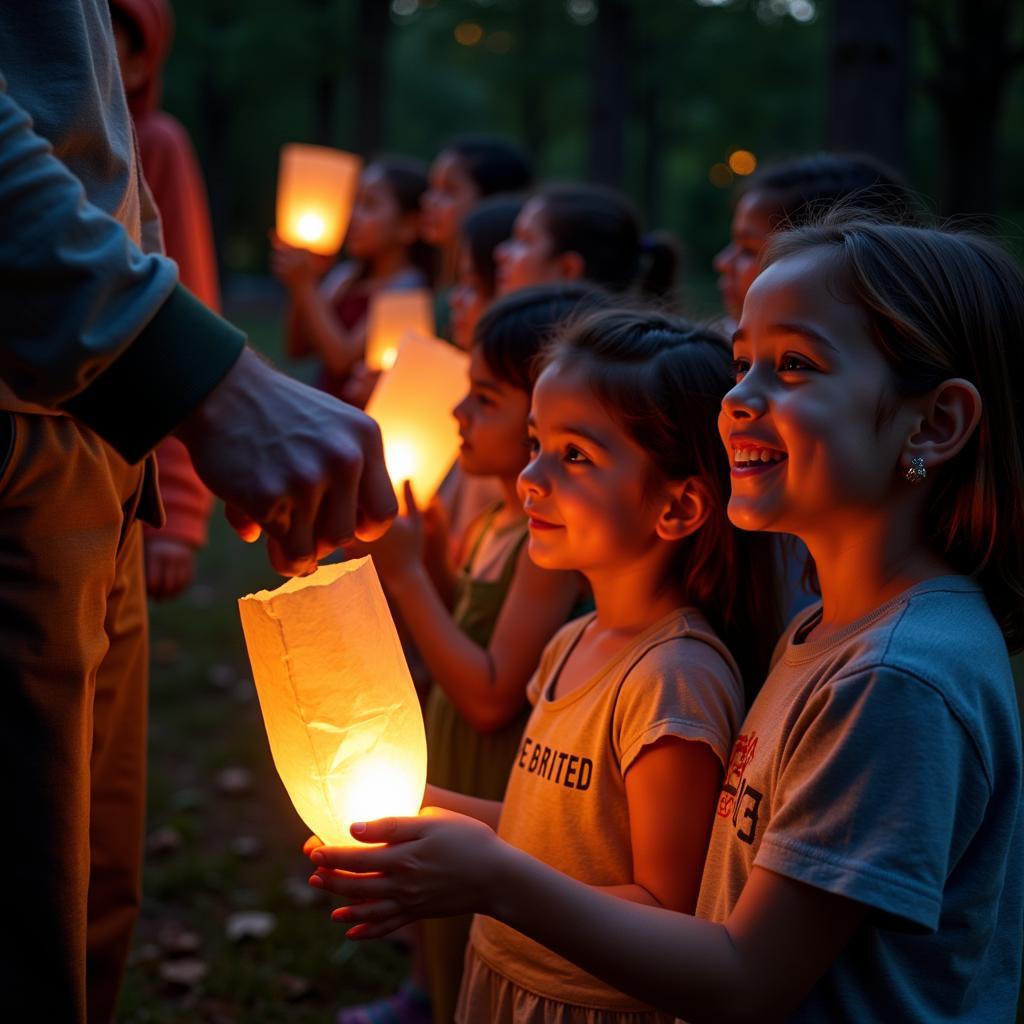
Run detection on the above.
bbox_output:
[63,285,246,463]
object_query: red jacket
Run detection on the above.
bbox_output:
[113,0,216,548]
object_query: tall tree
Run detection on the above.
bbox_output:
[354,0,391,156]
[918,0,1024,218]
[826,0,911,171]
[588,0,631,187]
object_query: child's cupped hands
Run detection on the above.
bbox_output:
[343,480,425,582]
[306,807,503,939]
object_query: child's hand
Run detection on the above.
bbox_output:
[307,807,504,939]
[346,482,425,582]
[268,232,328,288]
[144,536,197,601]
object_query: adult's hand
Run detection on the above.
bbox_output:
[175,347,397,575]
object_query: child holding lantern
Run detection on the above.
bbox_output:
[348,283,607,1023]
[272,157,432,407]
[318,307,782,1022]
[313,219,1023,1023]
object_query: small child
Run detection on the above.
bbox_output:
[317,309,781,1022]
[713,152,918,327]
[271,157,431,406]
[312,218,1024,1023]
[496,184,680,300]
[350,283,607,1023]
[421,136,533,293]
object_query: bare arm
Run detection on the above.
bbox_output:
[284,274,366,376]
[312,813,866,1024]
[600,736,722,911]
[385,543,579,733]
[423,783,502,830]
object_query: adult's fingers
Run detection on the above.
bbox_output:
[311,454,361,558]
[354,425,398,542]
[225,503,262,543]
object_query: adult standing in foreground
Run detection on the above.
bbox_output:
[0,4,395,1021]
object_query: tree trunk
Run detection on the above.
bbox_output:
[826,0,910,171]
[353,0,391,156]
[923,0,1023,220]
[588,0,630,187]
[197,16,230,276]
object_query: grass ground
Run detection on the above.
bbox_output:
[118,299,408,1022]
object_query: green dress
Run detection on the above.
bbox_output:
[422,506,530,1024]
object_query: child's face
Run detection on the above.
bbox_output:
[495,199,565,296]
[518,362,666,574]
[346,166,414,261]
[421,152,479,249]
[719,248,911,538]
[449,244,490,352]
[713,190,775,321]
[452,347,530,480]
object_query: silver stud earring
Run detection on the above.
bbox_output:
[905,456,926,484]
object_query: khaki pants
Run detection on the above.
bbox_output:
[0,412,152,1023]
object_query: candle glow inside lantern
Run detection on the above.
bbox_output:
[365,290,436,372]
[276,143,362,256]
[238,558,427,847]
[364,333,470,508]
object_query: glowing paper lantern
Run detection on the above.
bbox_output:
[276,144,362,256]
[364,334,469,508]
[365,289,436,372]
[238,558,427,847]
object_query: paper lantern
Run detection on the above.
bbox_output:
[238,558,427,847]
[365,289,436,372]
[276,143,362,256]
[364,333,469,508]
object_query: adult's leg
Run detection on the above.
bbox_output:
[86,519,148,1024]
[0,414,141,1024]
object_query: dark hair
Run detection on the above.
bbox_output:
[766,217,1024,652]
[534,184,679,298]
[473,282,610,394]
[460,195,524,298]
[541,310,783,698]
[741,152,921,232]
[371,156,435,284]
[447,136,534,197]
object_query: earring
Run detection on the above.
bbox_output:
[905,456,926,485]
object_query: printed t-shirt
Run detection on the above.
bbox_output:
[697,576,1023,1023]
[469,606,744,1014]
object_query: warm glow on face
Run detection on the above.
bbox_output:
[296,211,326,243]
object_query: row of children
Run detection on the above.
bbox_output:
[278,143,1021,1024]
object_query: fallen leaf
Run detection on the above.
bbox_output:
[225,910,277,942]
[216,766,253,796]
[159,957,208,988]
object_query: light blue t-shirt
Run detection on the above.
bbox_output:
[697,576,1023,1022]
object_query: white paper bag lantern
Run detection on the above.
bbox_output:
[365,290,436,372]
[238,558,427,847]
[364,333,469,508]
[276,144,362,256]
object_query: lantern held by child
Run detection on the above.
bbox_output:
[238,558,427,847]
[364,333,470,508]
[365,289,436,372]
[276,143,362,256]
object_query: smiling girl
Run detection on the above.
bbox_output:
[310,219,1023,1023]
[319,309,781,1023]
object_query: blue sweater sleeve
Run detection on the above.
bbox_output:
[0,76,245,461]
